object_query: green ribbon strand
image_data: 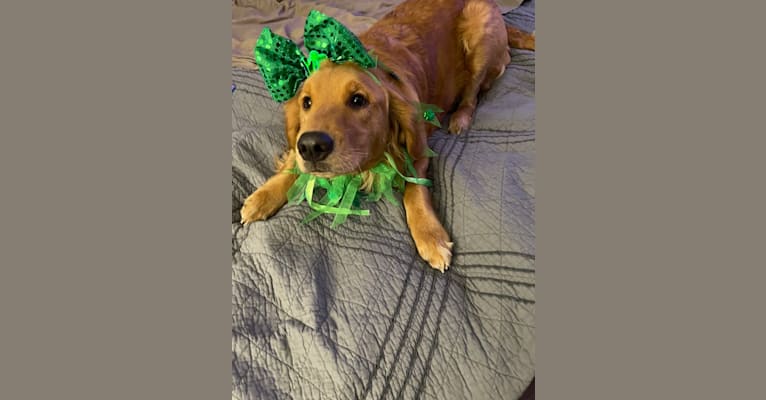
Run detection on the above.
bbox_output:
[414,102,445,128]
[285,148,434,227]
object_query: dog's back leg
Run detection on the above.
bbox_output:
[507,25,536,51]
[448,0,511,134]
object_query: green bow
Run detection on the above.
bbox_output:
[254,10,377,103]
[284,148,435,228]
[415,102,445,128]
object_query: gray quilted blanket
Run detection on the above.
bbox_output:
[231,2,535,399]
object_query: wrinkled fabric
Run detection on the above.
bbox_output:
[232,0,525,69]
[232,2,535,399]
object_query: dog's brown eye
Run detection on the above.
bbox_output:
[302,96,312,110]
[348,93,368,109]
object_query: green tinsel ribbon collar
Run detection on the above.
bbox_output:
[285,149,435,228]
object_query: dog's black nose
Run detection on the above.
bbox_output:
[297,131,334,162]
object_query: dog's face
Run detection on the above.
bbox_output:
[285,61,392,177]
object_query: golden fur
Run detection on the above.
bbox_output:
[241,0,535,271]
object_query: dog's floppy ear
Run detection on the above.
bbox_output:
[388,88,427,160]
[283,96,301,149]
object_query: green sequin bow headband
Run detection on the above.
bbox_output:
[254,10,376,102]
[254,9,444,127]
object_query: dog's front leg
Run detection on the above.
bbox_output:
[240,151,298,224]
[403,157,453,272]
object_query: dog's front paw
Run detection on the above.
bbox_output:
[448,108,474,135]
[240,188,285,224]
[412,225,454,272]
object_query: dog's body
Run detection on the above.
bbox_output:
[240,0,535,271]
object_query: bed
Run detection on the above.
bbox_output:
[232,1,535,398]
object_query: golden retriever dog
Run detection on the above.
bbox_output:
[240,0,535,271]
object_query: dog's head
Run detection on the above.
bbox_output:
[283,61,425,177]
